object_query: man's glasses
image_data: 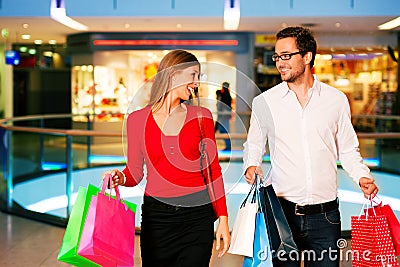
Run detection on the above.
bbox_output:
[272,51,304,62]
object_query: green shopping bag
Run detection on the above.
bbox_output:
[57,184,137,266]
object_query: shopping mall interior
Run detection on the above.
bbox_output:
[1,0,400,266]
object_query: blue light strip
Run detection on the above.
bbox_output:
[42,162,67,170]
[89,155,126,164]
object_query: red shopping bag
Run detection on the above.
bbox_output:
[366,201,400,256]
[78,175,135,267]
[352,201,399,267]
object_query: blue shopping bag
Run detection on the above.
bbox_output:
[243,212,273,267]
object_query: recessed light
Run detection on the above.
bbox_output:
[19,46,28,53]
[1,28,9,38]
[49,40,57,45]
[22,23,29,29]
[43,51,53,57]
[223,0,240,30]
[34,40,43,45]
[21,34,31,40]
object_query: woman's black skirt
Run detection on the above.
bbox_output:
[140,190,215,267]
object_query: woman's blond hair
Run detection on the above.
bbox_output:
[149,50,199,112]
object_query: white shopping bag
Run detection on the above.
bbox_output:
[228,182,258,257]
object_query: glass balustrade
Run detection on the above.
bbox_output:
[1,114,400,234]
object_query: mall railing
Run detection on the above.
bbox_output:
[0,113,399,226]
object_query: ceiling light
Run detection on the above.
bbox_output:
[50,0,88,31]
[1,28,9,38]
[21,34,31,40]
[378,17,400,30]
[43,51,54,57]
[22,23,29,29]
[335,22,341,28]
[224,0,240,30]
[19,46,28,53]
[49,40,57,45]
[34,40,43,45]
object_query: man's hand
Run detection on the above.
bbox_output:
[244,166,263,184]
[359,177,378,198]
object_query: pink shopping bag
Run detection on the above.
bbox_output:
[78,175,135,267]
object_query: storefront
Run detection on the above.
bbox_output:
[254,33,399,132]
[67,32,255,142]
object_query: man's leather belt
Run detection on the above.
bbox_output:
[279,197,339,216]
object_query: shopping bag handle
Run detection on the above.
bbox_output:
[102,173,121,202]
[358,195,376,220]
[240,177,258,208]
[370,195,382,206]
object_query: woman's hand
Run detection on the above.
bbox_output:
[103,170,125,188]
[215,216,230,257]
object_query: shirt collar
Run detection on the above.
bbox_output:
[280,74,322,98]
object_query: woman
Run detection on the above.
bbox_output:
[107,50,230,267]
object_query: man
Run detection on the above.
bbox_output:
[243,26,378,266]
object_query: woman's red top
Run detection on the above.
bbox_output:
[122,104,228,217]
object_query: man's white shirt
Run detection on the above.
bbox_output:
[243,76,372,204]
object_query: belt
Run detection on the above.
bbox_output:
[279,198,339,216]
[143,202,185,211]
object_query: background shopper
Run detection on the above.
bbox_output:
[215,81,232,151]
